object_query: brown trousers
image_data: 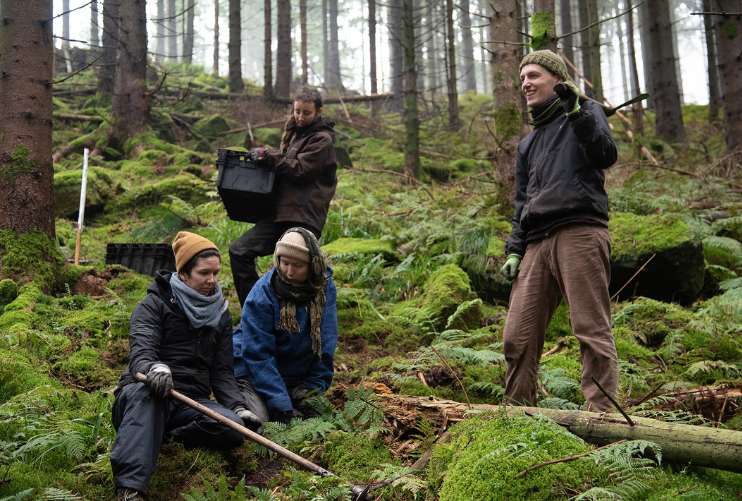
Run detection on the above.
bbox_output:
[502,224,618,412]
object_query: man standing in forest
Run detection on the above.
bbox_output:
[500,50,619,412]
[230,85,337,306]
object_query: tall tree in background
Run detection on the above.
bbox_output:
[578,0,592,96]
[213,0,219,75]
[445,0,459,127]
[91,0,100,47]
[559,0,575,79]
[388,0,404,109]
[264,0,273,99]
[327,0,344,91]
[460,0,477,91]
[322,0,328,85]
[645,0,685,143]
[614,0,628,101]
[712,1,742,167]
[0,0,59,261]
[156,0,165,62]
[62,0,70,49]
[97,0,119,104]
[369,0,378,95]
[168,0,177,59]
[532,0,557,51]
[625,0,643,134]
[274,0,292,98]
[638,0,653,108]
[183,0,195,64]
[587,0,603,102]
[228,0,243,92]
[425,1,439,95]
[702,0,720,126]
[300,0,308,84]
[490,0,524,204]
[402,0,420,179]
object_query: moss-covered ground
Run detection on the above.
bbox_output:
[2,61,742,500]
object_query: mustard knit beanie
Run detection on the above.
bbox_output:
[519,50,569,82]
[275,231,310,263]
[172,231,219,272]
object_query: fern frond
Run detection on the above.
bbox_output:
[0,489,35,501]
[37,488,83,501]
[703,235,742,256]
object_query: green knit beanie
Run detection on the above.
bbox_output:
[519,50,569,82]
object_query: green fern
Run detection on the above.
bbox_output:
[539,368,580,400]
[538,397,579,410]
[0,489,34,501]
[181,475,248,501]
[468,381,504,397]
[245,485,279,501]
[37,488,83,501]
[445,299,483,330]
[370,463,426,496]
[435,347,504,366]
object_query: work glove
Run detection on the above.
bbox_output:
[147,363,173,399]
[270,408,305,425]
[500,254,523,282]
[233,406,264,435]
[553,81,582,117]
[290,384,321,419]
[247,147,268,163]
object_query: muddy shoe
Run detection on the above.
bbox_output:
[117,488,145,501]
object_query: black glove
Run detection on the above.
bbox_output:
[553,81,581,116]
[290,384,321,418]
[270,408,304,425]
[234,407,264,435]
[147,363,173,399]
[247,147,267,162]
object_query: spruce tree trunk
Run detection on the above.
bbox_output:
[578,0,592,97]
[702,0,720,126]
[388,0,404,110]
[369,0,378,95]
[646,0,685,143]
[0,0,56,239]
[183,0,195,64]
[712,1,742,169]
[264,0,273,99]
[213,0,219,75]
[415,0,424,91]
[426,1,438,95]
[478,0,491,95]
[97,0,119,104]
[322,0,328,85]
[109,0,149,144]
[532,0,557,51]
[168,0,177,60]
[445,0,458,127]
[327,0,344,91]
[62,0,70,49]
[156,0,165,62]
[587,0,602,102]
[274,0,292,99]
[228,0,243,93]
[614,0,628,101]
[625,0,643,135]
[460,0,477,91]
[91,0,100,47]
[300,0,307,84]
[402,0,420,179]
[559,0,575,79]
[638,0,653,109]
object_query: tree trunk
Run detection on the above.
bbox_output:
[388,0,404,110]
[459,0,477,92]
[702,0,720,126]
[108,0,149,144]
[156,0,165,62]
[228,0,243,93]
[426,1,438,95]
[587,0,602,102]
[415,0,425,91]
[638,0,653,109]
[274,0,292,99]
[478,0,490,95]
[300,0,307,84]
[383,395,742,475]
[712,1,742,168]
[559,0,575,79]
[369,0,378,95]
[402,0,420,179]
[578,0,592,97]
[625,0,643,134]
[646,0,685,143]
[213,0,219,75]
[183,0,195,64]
[614,0,628,101]
[91,0,100,47]
[532,0,557,51]
[490,0,524,206]
[168,0,177,60]
[97,0,119,105]
[327,0,344,91]
[322,0,328,86]
[62,0,70,48]
[0,0,57,241]
[264,0,273,99]
[445,0,458,127]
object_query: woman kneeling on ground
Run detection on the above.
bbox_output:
[233,227,338,425]
[110,232,262,501]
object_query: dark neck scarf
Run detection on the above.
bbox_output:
[529,94,562,128]
[270,228,328,359]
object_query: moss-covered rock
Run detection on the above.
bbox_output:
[416,264,480,332]
[0,230,64,290]
[0,279,18,313]
[322,431,395,483]
[322,238,398,261]
[253,127,283,148]
[54,166,122,219]
[193,114,231,137]
[0,349,62,402]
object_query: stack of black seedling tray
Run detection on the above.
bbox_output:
[216,148,276,223]
[105,243,176,276]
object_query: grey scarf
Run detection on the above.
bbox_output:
[169,274,229,329]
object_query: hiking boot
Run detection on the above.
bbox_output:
[117,488,145,501]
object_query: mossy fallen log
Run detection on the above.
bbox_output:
[382,395,742,474]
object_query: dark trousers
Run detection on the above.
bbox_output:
[229,221,320,305]
[110,383,245,496]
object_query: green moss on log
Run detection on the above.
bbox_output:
[416,264,480,332]
[0,230,64,289]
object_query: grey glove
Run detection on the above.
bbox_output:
[147,363,173,399]
[247,147,268,162]
[234,407,264,435]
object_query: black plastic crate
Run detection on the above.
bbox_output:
[216,148,275,223]
[105,243,176,276]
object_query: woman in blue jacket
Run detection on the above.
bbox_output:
[233,227,338,424]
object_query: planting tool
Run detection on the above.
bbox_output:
[133,373,371,500]
[584,92,649,117]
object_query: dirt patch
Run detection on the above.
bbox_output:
[69,266,129,296]
[242,455,287,489]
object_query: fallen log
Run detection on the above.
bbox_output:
[53,113,104,122]
[381,395,742,474]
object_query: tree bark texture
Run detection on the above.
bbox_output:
[369,0,378,95]
[532,0,557,51]
[388,0,404,110]
[587,0,602,102]
[425,1,438,95]
[264,0,273,99]
[322,0,328,85]
[183,0,195,64]
[459,0,477,92]
[637,0,653,109]
[228,0,243,93]
[327,0,344,91]
[274,0,292,99]
[702,0,720,126]
[62,0,70,48]
[97,0,119,103]
[156,0,165,62]
[559,0,575,79]
[402,0,420,179]
[577,0,592,97]
[213,0,219,75]
[711,1,742,169]
[478,0,491,95]
[300,0,307,84]
[91,0,100,47]
[109,0,149,143]
[613,0,628,101]
[445,0,459,127]
[645,0,685,143]
[383,395,742,474]
[625,0,643,135]
[168,0,177,59]
[0,0,55,237]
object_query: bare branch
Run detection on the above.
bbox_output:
[558,1,644,41]
[52,54,104,84]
